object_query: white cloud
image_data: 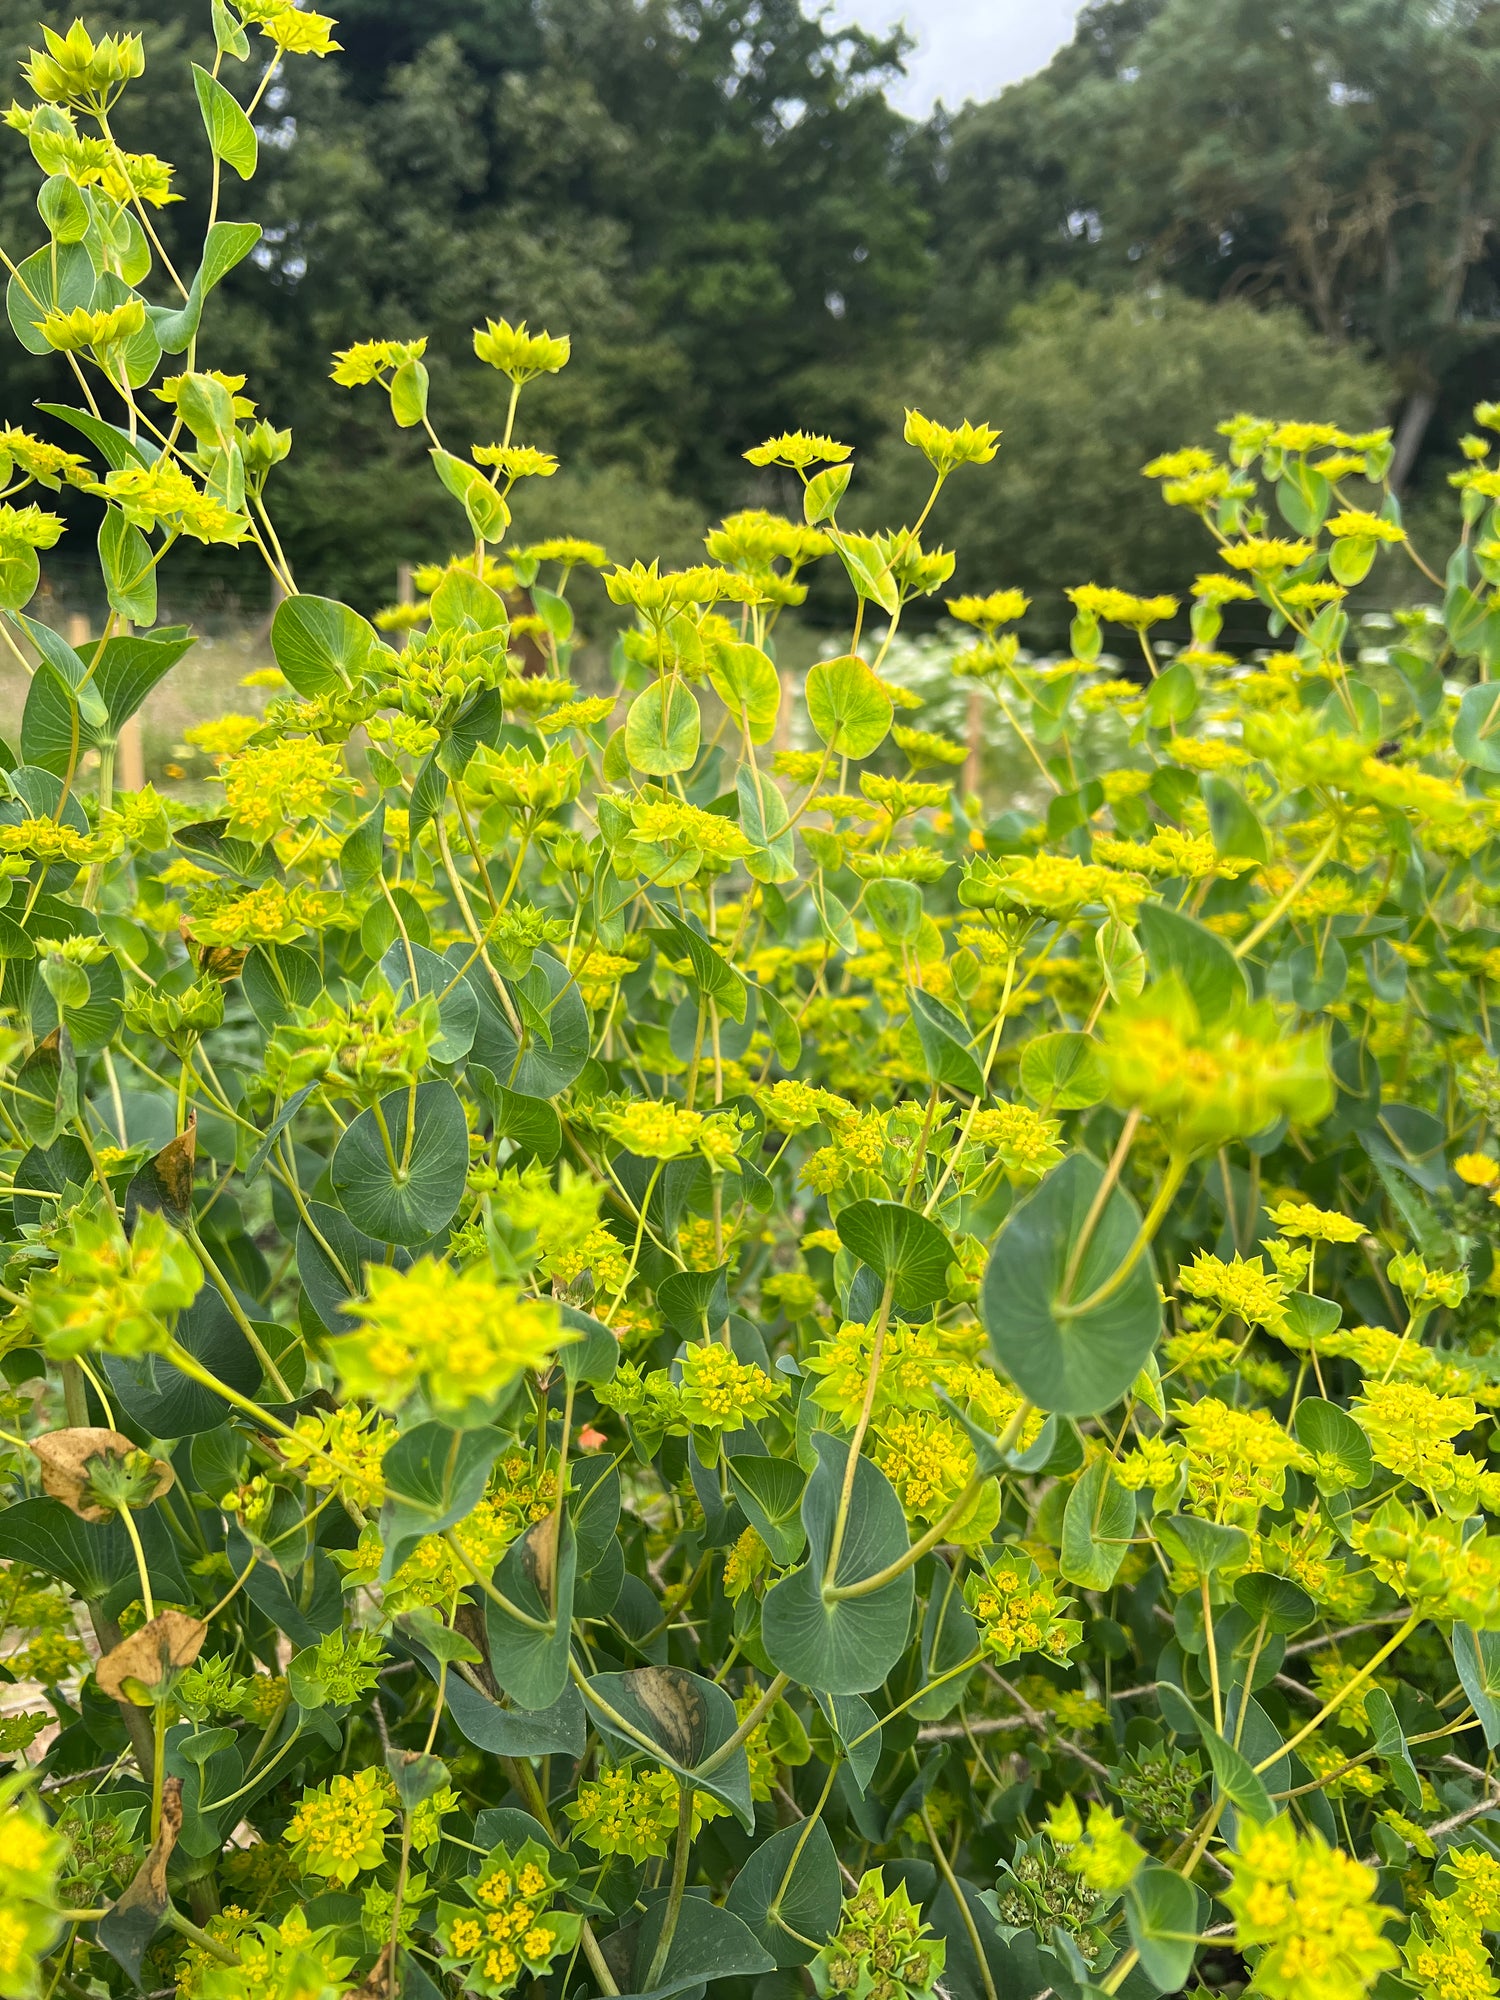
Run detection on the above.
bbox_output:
[825,0,1082,117]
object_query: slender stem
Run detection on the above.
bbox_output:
[644,1781,694,1990]
[1257,1612,1421,1772]
[1061,1152,1189,1319]
[1234,827,1339,960]
[119,1504,154,1622]
[823,1272,894,1587]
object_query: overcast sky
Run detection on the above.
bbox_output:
[825,0,1082,115]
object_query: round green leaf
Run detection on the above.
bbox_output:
[331,1078,469,1246]
[981,1152,1162,1416]
[761,1432,914,1694]
[709,641,780,743]
[1019,1030,1107,1109]
[835,1199,952,1313]
[1455,681,1500,772]
[805,653,892,758]
[1293,1395,1373,1491]
[725,1820,841,1967]
[625,678,701,775]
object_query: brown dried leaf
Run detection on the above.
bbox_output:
[96,1610,207,1701]
[152,1112,197,1219]
[32,1428,173,1521]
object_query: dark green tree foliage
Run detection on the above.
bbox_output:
[0,0,929,604]
[932,0,1500,488]
[860,288,1391,633]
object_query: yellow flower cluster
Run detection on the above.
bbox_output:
[565,1765,684,1861]
[285,1768,395,1886]
[1224,1819,1395,2000]
[676,1342,787,1432]
[965,1553,1081,1666]
[220,736,346,844]
[874,1410,995,1541]
[967,1101,1064,1183]
[1175,1250,1288,1329]
[333,1259,565,1410]
[1350,1380,1499,1514]
[1174,1397,1310,1525]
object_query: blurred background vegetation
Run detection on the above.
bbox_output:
[2,0,1497,655]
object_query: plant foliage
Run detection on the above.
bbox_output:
[3,20,1500,2000]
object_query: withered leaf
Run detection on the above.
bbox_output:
[96,1609,206,1700]
[32,1428,174,1522]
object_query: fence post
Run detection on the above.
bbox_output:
[963,684,984,801]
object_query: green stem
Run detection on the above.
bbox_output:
[644,1781,694,1991]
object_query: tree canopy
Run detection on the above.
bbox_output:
[4,0,1493,610]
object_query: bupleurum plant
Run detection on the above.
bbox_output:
[2,14,1500,2000]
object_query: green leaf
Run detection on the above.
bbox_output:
[271,593,377,697]
[710,643,780,742]
[1095,915,1146,1002]
[1198,1716,1274,1826]
[1137,900,1247,1022]
[36,402,151,473]
[7,240,94,357]
[0,547,39,613]
[1018,1030,1107,1110]
[0,1498,187,1617]
[1365,1686,1421,1807]
[830,534,899,615]
[430,448,510,542]
[389,357,429,429]
[908,987,983,1092]
[1329,535,1376,586]
[1455,681,1500,771]
[725,1455,808,1566]
[583,1664,754,1827]
[805,653,892,758]
[15,612,108,730]
[758,984,801,1067]
[484,1517,576,1710]
[1451,1625,1500,1748]
[738,763,796,882]
[468,950,590,1100]
[98,507,157,626]
[192,65,257,178]
[1125,1864,1201,1994]
[331,1078,469,1246]
[660,912,747,1020]
[1233,1572,1315,1636]
[724,1820,841,1967]
[761,1432,914,1694]
[628,1896,776,2000]
[103,1285,260,1437]
[1143,658,1197,728]
[865,879,923,946]
[379,1422,509,1578]
[625,679,701,775]
[1203,774,1269,861]
[147,221,262,353]
[1158,1514,1249,1576]
[410,1636,587,1759]
[981,1153,1162,1416]
[1293,1396,1372,1490]
[212,0,250,57]
[804,463,851,524]
[1059,1457,1135,1591]
[559,1304,618,1388]
[835,1199,951,1313]
[380,939,477,1064]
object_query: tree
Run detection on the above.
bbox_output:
[856,287,1391,639]
[930,0,1500,490]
